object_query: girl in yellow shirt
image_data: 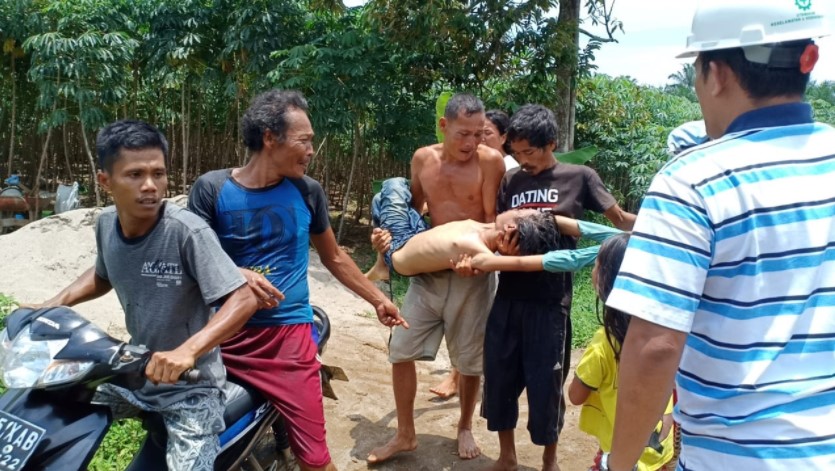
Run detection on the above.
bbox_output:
[567,233,675,471]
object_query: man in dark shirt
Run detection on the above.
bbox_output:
[484,104,634,471]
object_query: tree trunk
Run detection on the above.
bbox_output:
[221,109,232,168]
[181,81,189,195]
[63,115,74,181]
[194,100,202,179]
[322,138,330,199]
[6,53,16,176]
[37,71,62,201]
[131,61,139,117]
[554,0,581,152]
[78,126,100,207]
[169,116,177,195]
[337,120,360,243]
[235,80,244,166]
[33,123,57,218]
[76,83,101,206]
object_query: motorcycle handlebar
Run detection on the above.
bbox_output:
[180,368,202,384]
[135,351,202,384]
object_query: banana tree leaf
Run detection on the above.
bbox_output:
[435,91,453,143]
[555,146,597,164]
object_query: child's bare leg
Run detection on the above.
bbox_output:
[365,252,390,282]
[542,443,559,471]
[430,368,459,399]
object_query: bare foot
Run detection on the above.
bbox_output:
[457,428,481,460]
[429,371,459,399]
[487,457,518,471]
[366,434,417,464]
[365,255,390,282]
[541,463,560,471]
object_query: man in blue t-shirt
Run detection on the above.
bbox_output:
[188,90,403,471]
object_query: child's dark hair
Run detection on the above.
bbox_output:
[595,232,631,361]
[515,211,564,255]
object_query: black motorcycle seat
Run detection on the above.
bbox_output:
[222,378,268,427]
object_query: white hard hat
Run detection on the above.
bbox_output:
[677,0,831,59]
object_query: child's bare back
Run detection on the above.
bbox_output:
[391,219,497,276]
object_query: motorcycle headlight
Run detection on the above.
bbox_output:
[0,329,10,369]
[0,326,94,388]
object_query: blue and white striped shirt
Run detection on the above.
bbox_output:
[607,103,835,470]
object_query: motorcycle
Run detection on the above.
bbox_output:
[0,305,346,471]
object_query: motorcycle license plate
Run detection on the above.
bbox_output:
[0,410,44,471]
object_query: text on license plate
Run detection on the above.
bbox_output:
[0,410,45,471]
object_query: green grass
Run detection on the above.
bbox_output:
[0,293,16,329]
[569,211,614,348]
[570,262,601,349]
[88,420,146,470]
[0,293,14,395]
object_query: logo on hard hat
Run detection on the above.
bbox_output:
[795,0,812,11]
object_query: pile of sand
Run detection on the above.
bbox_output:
[0,206,124,330]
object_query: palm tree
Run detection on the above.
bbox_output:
[665,63,697,102]
[668,63,696,89]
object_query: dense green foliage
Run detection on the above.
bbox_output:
[2,1,835,223]
[575,75,703,211]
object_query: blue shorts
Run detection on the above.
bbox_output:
[371,177,430,271]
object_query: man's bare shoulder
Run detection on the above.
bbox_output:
[477,145,504,167]
[413,144,444,163]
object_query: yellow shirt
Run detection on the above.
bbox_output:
[575,327,675,471]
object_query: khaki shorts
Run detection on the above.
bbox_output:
[388,270,497,376]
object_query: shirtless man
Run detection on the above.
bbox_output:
[367,93,505,463]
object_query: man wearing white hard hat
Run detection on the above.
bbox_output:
[600,1,835,470]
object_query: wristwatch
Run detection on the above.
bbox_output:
[599,453,637,471]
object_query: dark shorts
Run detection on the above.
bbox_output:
[481,296,569,446]
[220,323,330,468]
